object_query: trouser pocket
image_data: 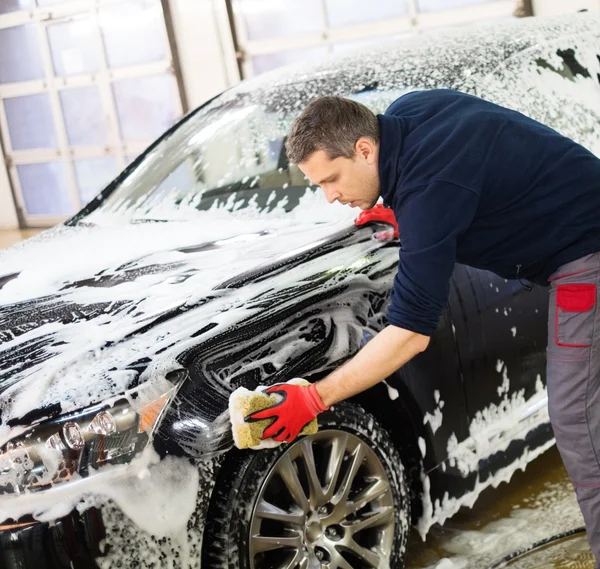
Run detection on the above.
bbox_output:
[554,283,597,348]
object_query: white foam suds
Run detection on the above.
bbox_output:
[535,374,543,393]
[424,390,445,434]
[0,192,387,431]
[447,379,549,478]
[0,446,198,542]
[419,436,427,458]
[418,436,556,539]
[497,364,510,397]
[428,559,469,569]
[383,380,400,400]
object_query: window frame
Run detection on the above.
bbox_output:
[0,0,184,227]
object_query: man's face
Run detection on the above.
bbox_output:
[298,138,381,210]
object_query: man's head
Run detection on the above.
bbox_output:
[286,96,381,210]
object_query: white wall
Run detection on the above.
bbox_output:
[532,0,600,15]
[168,0,240,110]
[0,159,18,230]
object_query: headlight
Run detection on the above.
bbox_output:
[0,383,178,496]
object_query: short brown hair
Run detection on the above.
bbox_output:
[286,96,379,164]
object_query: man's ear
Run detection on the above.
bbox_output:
[355,137,376,163]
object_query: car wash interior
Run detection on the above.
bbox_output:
[0,1,599,568]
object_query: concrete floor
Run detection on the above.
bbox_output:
[0,229,594,568]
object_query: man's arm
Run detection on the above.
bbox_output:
[315,325,430,406]
[246,182,478,442]
[246,325,430,443]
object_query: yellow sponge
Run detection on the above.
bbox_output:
[229,379,318,450]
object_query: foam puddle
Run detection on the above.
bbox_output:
[0,447,198,536]
[408,454,591,569]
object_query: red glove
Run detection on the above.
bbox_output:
[246,382,328,443]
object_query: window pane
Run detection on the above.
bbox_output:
[4,94,57,150]
[47,18,99,76]
[98,100,324,218]
[99,0,168,69]
[17,162,74,215]
[0,25,45,84]
[238,0,322,41]
[59,87,108,146]
[417,0,494,11]
[37,0,70,5]
[74,157,118,205]
[112,74,179,141]
[0,0,32,14]
[326,0,408,27]
[252,46,328,76]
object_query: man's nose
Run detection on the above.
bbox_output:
[322,186,340,204]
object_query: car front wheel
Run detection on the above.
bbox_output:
[203,402,410,569]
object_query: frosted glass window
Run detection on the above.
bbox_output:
[4,94,58,150]
[113,74,179,141]
[17,162,74,215]
[0,0,31,14]
[74,157,118,205]
[252,46,328,76]
[0,25,44,84]
[326,0,408,27]
[238,0,322,41]
[59,87,108,146]
[417,0,494,11]
[37,0,70,4]
[99,0,168,69]
[47,19,99,76]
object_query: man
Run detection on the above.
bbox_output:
[248,89,600,562]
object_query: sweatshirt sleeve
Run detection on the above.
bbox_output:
[386,181,479,335]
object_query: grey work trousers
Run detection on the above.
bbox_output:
[547,252,600,567]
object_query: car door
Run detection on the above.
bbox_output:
[449,266,548,420]
[445,25,600,471]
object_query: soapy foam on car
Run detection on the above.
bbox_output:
[0,14,597,566]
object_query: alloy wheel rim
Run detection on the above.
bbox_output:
[249,430,395,569]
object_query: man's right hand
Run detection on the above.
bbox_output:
[245,382,328,443]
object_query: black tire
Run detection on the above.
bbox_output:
[202,402,410,569]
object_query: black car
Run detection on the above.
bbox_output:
[0,11,599,569]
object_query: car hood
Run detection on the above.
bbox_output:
[0,207,359,430]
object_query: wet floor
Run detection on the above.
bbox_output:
[0,229,42,250]
[0,230,594,569]
[406,445,593,569]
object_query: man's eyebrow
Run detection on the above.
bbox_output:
[317,174,335,185]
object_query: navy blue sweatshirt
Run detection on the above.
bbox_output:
[379,89,600,336]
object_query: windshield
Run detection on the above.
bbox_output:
[85,84,407,224]
[89,97,319,221]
